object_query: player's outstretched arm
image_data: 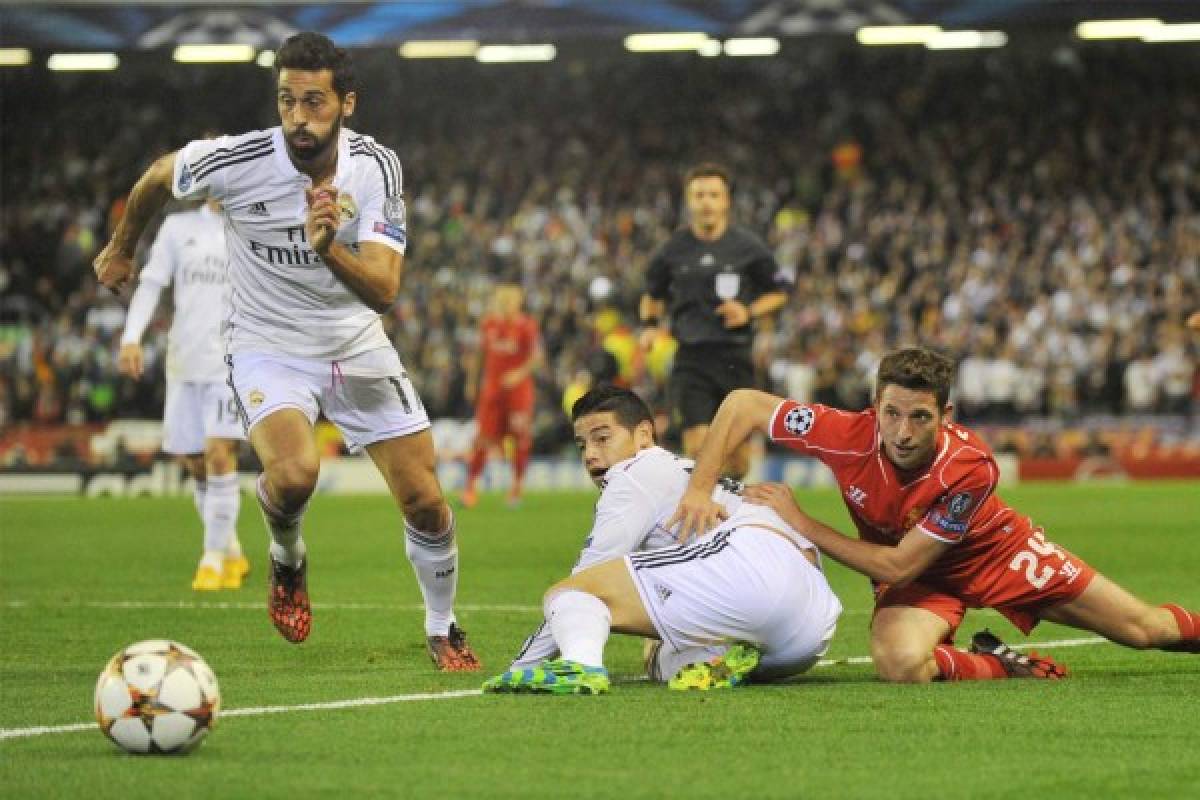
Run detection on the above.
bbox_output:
[744,482,948,586]
[93,152,177,291]
[668,388,782,541]
[306,189,401,313]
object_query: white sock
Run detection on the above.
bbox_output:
[192,480,207,520]
[404,508,457,637]
[257,474,307,568]
[199,550,224,570]
[204,473,241,556]
[545,590,611,668]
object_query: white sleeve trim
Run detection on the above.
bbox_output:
[914,523,961,545]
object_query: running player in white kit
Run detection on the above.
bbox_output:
[483,386,842,694]
[93,32,478,670]
[118,198,249,591]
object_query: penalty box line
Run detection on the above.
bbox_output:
[0,637,1108,741]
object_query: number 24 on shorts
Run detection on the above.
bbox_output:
[1009,529,1081,589]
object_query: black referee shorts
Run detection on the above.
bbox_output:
[668,344,755,432]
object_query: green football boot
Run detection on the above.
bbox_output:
[482,659,610,695]
[668,644,761,691]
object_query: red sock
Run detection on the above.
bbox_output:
[511,435,531,492]
[466,444,487,488]
[1162,604,1200,652]
[933,645,1008,681]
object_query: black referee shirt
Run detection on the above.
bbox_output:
[644,224,790,348]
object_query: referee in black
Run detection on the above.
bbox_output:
[639,162,791,478]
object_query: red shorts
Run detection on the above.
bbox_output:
[475,382,534,439]
[874,544,1097,635]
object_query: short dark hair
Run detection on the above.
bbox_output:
[275,32,355,98]
[684,162,732,191]
[571,385,655,435]
[876,347,956,408]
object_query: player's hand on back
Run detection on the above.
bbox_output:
[305,186,339,255]
[715,300,750,328]
[667,487,729,543]
[742,482,802,523]
[117,343,144,379]
[93,242,133,292]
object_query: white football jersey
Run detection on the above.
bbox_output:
[509,445,749,668]
[127,204,229,383]
[171,127,408,361]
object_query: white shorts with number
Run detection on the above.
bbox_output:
[226,348,430,454]
[162,380,246,455]
[627,521,842,682]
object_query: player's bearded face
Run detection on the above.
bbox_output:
[285,109,341,162]
[876,385,944,472]
[277,68,353,164]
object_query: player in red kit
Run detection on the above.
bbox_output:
[672,347,1200,682]
[462,283,544,509]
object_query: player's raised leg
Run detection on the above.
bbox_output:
[1039,573,1200,653]
[251,408,319,643]
[368,430,480,671]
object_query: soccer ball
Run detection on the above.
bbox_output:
[94,639,220,754]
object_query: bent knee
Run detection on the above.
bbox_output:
[872,643,937,684]
[266,459,318,510]
[403,497,448,533]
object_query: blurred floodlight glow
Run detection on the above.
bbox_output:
[698,38,723,57]
[1075,19,1163,39]
[925,30,1008,50]
[855,26,941,45]
[723,38,780,57]
[1141,23,1200,42]
[0,48,32,66]
[475,44,556,63]
[400,40,480,58]
[624,32,711,52]
[47,53,118,71]
[173,44,256,63]
[256,50,275,68]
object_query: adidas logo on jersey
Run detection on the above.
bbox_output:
[248,201,269,216]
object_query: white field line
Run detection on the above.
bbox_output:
[0,636,1111,741]
[2,600,957,616]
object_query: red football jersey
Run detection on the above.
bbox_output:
[479,314,539,388]
[768,400,1088,609]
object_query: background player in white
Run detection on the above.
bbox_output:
[483,385,842,694]
[93,32,478,670]
[118,197,248,591]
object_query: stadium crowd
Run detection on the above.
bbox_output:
[1,45,1197,461]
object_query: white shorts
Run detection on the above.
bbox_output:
[227,348,431,454]
[162,380,246,455]
[627,523,842,682]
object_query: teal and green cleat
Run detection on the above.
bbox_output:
[668,644,761,691]
[482,659,610,695]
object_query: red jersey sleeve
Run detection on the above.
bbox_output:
[915,452,998,544]
[767,400,877,466]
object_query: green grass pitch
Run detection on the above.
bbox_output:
[1,483,1198,798]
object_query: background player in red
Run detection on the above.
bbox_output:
[673,346,1200,682]
[461,282,544,508]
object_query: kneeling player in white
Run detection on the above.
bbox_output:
[483,386,842,694]
[118,198,248,591]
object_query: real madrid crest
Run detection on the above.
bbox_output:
[337,192,358,223]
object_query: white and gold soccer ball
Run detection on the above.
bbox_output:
[94,639,220,754]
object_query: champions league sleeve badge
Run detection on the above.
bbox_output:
[383,195,406,227]
[783,405,815,436]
